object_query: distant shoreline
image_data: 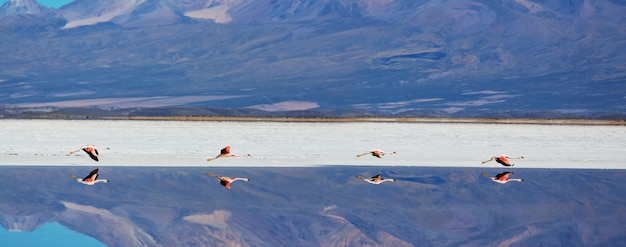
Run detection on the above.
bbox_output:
[3,106,625,125]
[82,116,625,126]
[3,115,625,125]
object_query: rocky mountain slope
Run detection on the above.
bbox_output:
[1,0,625,118]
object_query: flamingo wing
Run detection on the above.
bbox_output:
[219,179,231,189]
[494,172,512,181]
[83,168,99,181]
[220,146,231,155]
[83,148,99,161]
[495,157,511,166]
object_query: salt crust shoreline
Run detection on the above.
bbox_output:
[92,116,625,126]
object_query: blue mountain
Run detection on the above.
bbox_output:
[0,0,48,16]
[0,0,625,118]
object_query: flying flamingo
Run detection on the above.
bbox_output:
[69,144,108,162]
[481,154,523,166]
[70,168,109,185]
[356,149,396,158]
[481,171,523,184]
[207,172,250,189]
[356,174,396,184]
[206,146,250,162]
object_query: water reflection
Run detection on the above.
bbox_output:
[1,166,625,246]
[0,222,105,247]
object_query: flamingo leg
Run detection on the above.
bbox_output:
[356,152,371,157]
[481,157,495,164]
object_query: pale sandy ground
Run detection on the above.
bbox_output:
[0,119,624,169]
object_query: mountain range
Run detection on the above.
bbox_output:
[1,0,625,119]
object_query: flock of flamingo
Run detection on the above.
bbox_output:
[68,144,525,189]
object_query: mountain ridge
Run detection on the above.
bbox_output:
[1,0,624,118]
[0,0,49,16]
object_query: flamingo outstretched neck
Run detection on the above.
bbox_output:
[207,172,250,189]
[356,174,396,184]
[356,149,396,158]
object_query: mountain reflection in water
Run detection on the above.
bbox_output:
[0,222,105,247]
[1,166,625,247]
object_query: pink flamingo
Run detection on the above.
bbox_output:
[482,154,523,166]
[207,146,250,162]
[69,144,108,162]
[207,172,250,189]
[356,174,396,184]
[70,168,109,185]
[356,149,396,158]
[481,171,523,184]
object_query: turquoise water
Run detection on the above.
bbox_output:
[0,222,105,247]
[0,0,72,8]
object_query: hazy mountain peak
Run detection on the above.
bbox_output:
[60,201,160,246]
[0,0,48,17]
[0,214,49,232]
